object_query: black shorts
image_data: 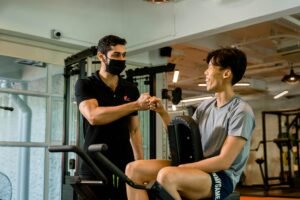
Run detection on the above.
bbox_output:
[209,171,233,200]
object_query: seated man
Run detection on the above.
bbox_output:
[125,47,256,200]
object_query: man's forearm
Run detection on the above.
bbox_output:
[130,131,144,160]
[83,101,141,125]
[158,110,171,129]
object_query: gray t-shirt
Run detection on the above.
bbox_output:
[192,96,255,188]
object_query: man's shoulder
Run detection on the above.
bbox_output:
[231,96,253,112]
[199,97,216,108]
[76,74,94,82]
[75,77,93,87]
[193,97,216,117]
[119,77,138,88]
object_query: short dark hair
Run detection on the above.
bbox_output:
[206,47,247,85]
[97,35,127,55]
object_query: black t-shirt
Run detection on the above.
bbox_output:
[75,71,140,176]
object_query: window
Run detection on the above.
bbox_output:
[0,56,64,200]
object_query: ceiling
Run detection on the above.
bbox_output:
[0,11,299,105]
[166,13,300,103]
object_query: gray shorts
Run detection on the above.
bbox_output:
[209,171,233,200]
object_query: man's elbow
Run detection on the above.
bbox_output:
[85,114,98,125]
[220,162,231,170]
[130,128,139,137]
[218,157,232,170]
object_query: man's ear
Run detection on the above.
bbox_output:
[223,69,232,79]
[97,52,105,62]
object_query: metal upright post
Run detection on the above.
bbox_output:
[262,112,269,190]
[278,114,285,184]
[149,74,156,159]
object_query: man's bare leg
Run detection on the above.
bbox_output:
[156,166,212,200]
[126,159,171,200]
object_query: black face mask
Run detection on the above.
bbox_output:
[105,58,126,75]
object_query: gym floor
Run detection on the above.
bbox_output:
[237,185,300,199]
[241,197,300,200]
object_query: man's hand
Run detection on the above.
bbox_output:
[136,93,151,110]
[148,96,165,114]
[148,96,171,128]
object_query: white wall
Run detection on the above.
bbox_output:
[1,0,300,54]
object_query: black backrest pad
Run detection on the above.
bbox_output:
[167,115,203,166]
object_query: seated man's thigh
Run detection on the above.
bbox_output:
[126,160,171,182]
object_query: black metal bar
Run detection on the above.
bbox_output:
[74,60,87,176]
[286,115,295,186]
[62,64,70,185]
[49,145,108,183]
[64,46,97,67]
[146,181,175,200]
[125,63,175,78]
[0,106,14,111]
[88,144,146,190]
[278,115,285,183]
[296,114,300,177]
[149,74,156,159]
[262,112,269,190]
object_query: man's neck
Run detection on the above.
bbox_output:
[99,70,118,91]
[215,87,235,108]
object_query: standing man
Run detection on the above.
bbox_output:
[75,35,150,199]
[125,47,256,200]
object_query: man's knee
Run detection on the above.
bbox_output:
[156,166,177,186]
[125,161,136,177]
[125,160,145,179]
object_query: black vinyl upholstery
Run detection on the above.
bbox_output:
[167,116,240,200]
[167,115,203,166]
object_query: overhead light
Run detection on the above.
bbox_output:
[198,82,250,87]
[198,83,206,87]
[172,104,177,111]
[168,96,213,111]
[234,82,250,86]
[181,96,213,103]
[281,66,300,84]
[273,90,289,99]
[172,70,180,83]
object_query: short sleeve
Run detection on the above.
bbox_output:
[128,84,140,116]
[229,107,255,141]
[131,86,140,101]
[74,79,94,105]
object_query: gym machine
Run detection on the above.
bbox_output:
[49,115,195,200]
[254,108,300,190]
[49,115,240,200]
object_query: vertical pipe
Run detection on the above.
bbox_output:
[149,74,156,159]
[10,95,31,200]
[62,65,70,185]
[44,64,51,200]
[262,112,269,190]
[285,115,293,186]
[296,114,300,178]
[278,114,284,183]
[76,60,87,175]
